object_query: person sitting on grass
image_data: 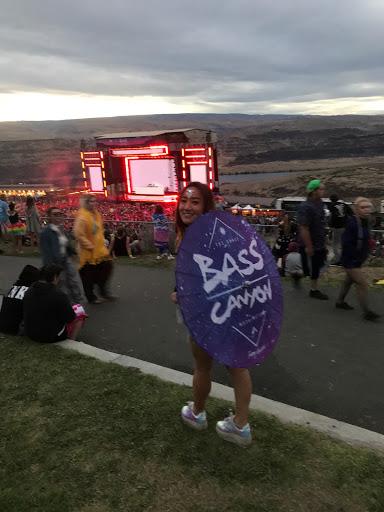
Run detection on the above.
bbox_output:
[285,242,304,287]
[0,264,40,335]
[23,264,86,343]
[126,225,142,256]
[109,226,136,259]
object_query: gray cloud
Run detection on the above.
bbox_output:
[2,0,384,111]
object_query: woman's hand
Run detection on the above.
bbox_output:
[170,291,178,304]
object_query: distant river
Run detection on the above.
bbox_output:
[219,171,302,184]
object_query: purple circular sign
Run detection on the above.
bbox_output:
[176,211,283,368]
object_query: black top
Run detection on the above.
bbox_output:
[328,201,352,229]
[9,211,19,225]
[113,235,128,256]
[0,265,40,335]
[0,284,30,335]
[297,199,326,250]
[23,281,76,343]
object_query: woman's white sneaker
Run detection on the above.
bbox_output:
[181,401,208,431]
[216,416,252,447]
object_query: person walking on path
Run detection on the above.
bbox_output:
[73,195,115,304]
[152,205,174,260]
[40,207,85,305]
[336,197,380,322]
[171,182,253,447]
[297,179,329,300]
[25,196,41,249]
[328,193,353,265]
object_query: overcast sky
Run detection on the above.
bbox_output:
[1,0,384,120]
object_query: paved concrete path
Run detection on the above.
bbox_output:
[1,255,383,433]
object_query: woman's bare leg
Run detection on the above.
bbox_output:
[227,367,252,427]
[190,338,213,414]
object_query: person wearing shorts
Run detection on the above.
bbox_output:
[171,183,253,447]
[297,179,329,300]
[23,264,86,343]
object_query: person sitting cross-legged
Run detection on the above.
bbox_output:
[23,264,86,343]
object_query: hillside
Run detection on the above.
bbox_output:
[1,113,384,197]
[220,164,384,201]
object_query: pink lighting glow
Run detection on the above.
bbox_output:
[89,167,104,192]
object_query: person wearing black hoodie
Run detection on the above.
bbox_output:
[0,264,40,335]
[23,264,79,343]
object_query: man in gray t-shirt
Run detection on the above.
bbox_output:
[297,179,328,300]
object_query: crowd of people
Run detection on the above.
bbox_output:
[270,180,381,321]
[0,180,382,447]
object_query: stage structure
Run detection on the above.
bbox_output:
[80,128,218,202]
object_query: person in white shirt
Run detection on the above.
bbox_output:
[285,242,304,287]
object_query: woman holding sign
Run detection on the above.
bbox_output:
[171,182,253,447]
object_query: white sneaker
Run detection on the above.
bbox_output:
[181,402,208,431]
[167,254,175,260]
[216,415,252,447]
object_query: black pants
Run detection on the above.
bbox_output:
[79,260,113,303]
[300,248,327,280]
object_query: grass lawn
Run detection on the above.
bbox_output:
[1,336,384,512]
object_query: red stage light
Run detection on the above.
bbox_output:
[124,157,132,193]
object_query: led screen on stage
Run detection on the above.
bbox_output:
[190,164,208,184]
[88,166,104,191]
[129,158,177,195]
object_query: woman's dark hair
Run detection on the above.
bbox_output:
[116,226,126,237]
[154,205,164,214]
[9,202,15,211]
[26,196,35,208]
[175,182,215,241]
[40,264,63,283]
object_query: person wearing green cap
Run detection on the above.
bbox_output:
[297,179,329,300]
[306,179,322,193]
